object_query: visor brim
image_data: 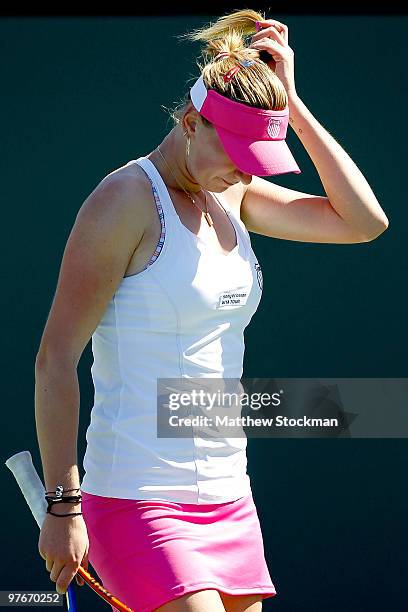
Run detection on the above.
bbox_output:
[214,125,301,177]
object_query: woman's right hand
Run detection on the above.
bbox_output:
[38,512,89,595]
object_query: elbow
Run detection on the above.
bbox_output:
[35,351,47,370]
[362,218,389,242]
[35,348,78,372]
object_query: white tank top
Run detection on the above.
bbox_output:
[81,156,264,504]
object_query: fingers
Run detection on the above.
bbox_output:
[54,565,78,595]
[44,554,87,593]
[255,20,289,45]
[49,559,67,594]
[75,551,89,587]
[75,574,84,586]
[252,25,286,47]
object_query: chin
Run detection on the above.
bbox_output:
[214,184,229,193]
[218,177,236,189]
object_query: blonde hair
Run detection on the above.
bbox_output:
[163,8,288,129]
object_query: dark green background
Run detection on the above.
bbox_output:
[2,15,407,611]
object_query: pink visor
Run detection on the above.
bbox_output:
[190,75,301,177]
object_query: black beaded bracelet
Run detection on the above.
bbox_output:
[47,509,83,517]
[44,485,82,517]
[45,495,82,504]
[45,495,82,517]
[45,485,81,496]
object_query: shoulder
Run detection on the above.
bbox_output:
[98,161,153,203]
[82,161,154,233]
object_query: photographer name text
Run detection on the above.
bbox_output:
[168,415,339,428]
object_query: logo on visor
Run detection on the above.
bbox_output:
[267,118,281,138]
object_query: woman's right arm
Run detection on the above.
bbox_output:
[35,171,147,595]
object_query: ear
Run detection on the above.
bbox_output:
[182,106,203,136]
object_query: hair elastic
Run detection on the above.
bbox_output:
[213,51,256,82]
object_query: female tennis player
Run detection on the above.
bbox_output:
[35,8,388,612]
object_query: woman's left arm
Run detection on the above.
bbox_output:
[250,18,389,238]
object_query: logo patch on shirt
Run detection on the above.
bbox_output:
[254,262,263,290]
[216,289,249,308]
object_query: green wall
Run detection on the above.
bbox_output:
[1,15,406,611]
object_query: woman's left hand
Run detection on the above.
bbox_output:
[249,19,297,99]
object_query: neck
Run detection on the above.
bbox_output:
[149,127,202,195]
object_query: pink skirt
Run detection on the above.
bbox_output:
[81,489,277,612]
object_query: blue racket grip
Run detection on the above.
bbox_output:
[66,584,77,611]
